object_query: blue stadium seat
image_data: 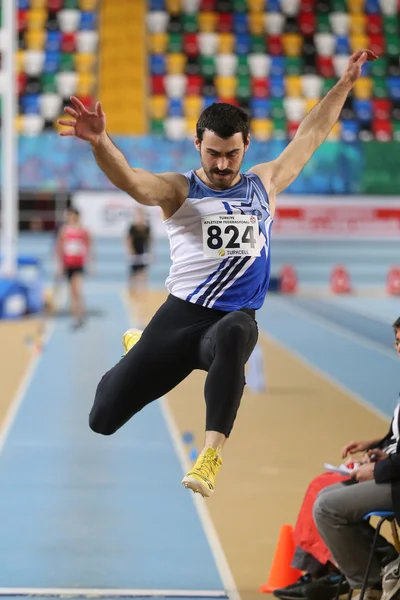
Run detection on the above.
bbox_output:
[150,54,166,75]
[354,99,373,123]
[80,12,97,31]
[21,93,40,115]
[341,119,359,142]
[250,98,271,118]
[18,0,30,8]
[233,14,248,34]
[335,35,350,55]
[266,0,281,11]
[387,77,400,101]
[236,33,251,55]
[365,0,380,13]
[270,57,285,77]
[43,50,61,74]
[168,98,184,117]
[270,75,285,98]
[46,31,62,52]
[203,96,218,108]
[149,0,165,9]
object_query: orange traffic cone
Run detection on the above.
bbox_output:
[330,265,351,294]
[260,524,302,593]
[279,264,298,294]
[387,267,400,295]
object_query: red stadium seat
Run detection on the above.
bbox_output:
[18,9,28,32]
[267,35,283,56]
[287,120,300,139]
[218,13,233,33]
[373,118,392,142]
[151,75,165,95]
[372,99,391,120]
[187,74,204,95]
[369,34,385,57]
[366,14,382,36]
[183,33,199,56]
[298,12,316,36]
[61,32,77,53]
[200,0,217,9]
[252,77,269,98]
[316,56,334,78]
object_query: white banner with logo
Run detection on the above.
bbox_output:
[73,191,166,238]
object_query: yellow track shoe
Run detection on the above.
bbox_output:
[182,447,222,497]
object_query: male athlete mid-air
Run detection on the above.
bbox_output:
[59,50,377,497]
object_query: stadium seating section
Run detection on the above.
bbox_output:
[14,0,98,136]
[147,0,400,141]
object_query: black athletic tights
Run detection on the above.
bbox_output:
[89,294,258,438]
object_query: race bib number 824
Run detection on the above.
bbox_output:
[202,214,260,258]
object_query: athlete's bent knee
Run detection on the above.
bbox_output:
[217,311,257,353]
[88,376,119,435]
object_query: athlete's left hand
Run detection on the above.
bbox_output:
[340,50,379,87]
[351,462,375,482]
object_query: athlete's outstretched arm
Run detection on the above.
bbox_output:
[251,50,378,198]
[58,97,187,212]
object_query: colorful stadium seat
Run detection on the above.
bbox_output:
[145,0,400,140]
[15,0,99,134]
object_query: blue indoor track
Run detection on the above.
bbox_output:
[0,288,232,600]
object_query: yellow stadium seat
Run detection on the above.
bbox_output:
[16,50,25,73]
[149,95,167,120]
[166,53,187,75]
[247,0,265,10]
[353,77,372,99]
[350,13,366,34]
[166,0,182,15]
[350,34,369,52]
[30,0,47,7]
[149,33,168,54]
[79,0,99,10]
[184,96,203,119]
[248,12,264,35]
[77,72,96,95]
[198,12,218,32]
[218,33,235,54]
[285,76,302,97]
[25,29,46,50]
[15,115,23,134]
[26,8,47,30]
[251,119,273,141]
[347,0,364,12]
[75,53,96,73]
[186,117,198,138]
[54,113,69,135]
[282,33,303,57]
[214,75,237,98]
[327,121,341,141]
[305,98,320,112]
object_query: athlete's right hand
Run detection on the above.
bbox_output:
[58,96,106,145]
[341,440,369,459]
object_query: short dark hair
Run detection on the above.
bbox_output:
[393,317,400,331]
[67,206,80,216]
[196,103,250,144]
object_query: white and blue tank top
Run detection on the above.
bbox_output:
[164,169,273,312]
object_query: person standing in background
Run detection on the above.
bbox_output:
[55,206,92,329]
[126,208,152,316]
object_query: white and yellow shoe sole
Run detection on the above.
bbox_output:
[182,475,213,497]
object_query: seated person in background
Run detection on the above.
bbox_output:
[274,317,400,600]
[274,461,396,600]
[311,317,400,600]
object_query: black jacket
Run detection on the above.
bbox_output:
[373,408,400,524]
